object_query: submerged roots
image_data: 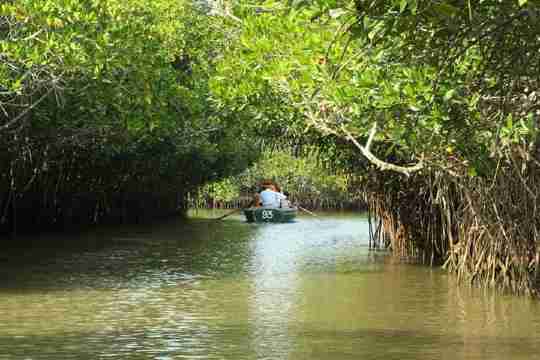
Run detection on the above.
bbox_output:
[366,149,540,296]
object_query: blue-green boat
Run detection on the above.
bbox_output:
[243,207,297,223]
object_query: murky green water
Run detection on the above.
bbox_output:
[1,211,539,359]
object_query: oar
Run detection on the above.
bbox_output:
[214,199,257,220]
[298,206,318,217]
[215,207,242,220]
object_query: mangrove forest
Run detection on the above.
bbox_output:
[2,0,540,298]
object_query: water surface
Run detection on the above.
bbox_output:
[0,211,539,359]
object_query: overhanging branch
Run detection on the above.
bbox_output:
[305,107,423,176]
[340,123,423,176]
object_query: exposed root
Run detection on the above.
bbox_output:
[366,147,540,296]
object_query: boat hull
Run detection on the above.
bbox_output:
[243,207,297,223]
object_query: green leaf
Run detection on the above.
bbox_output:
[506,114,513,129]
[400,0,408,13]
[433,3,459,18]
[328,8,347,18]
[443,89,456,102]
[409,0,418,14]
[518,0,528,6]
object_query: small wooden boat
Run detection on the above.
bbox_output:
[243,207,297,223]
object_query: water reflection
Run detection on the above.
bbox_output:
[248,224,300,360]
[0,212,539,359]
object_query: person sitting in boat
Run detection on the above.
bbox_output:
[272,183,293,208]
[280,191,291,208]
[272,183,292,208]
[259,181,286,208]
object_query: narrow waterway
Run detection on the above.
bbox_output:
[1,211,539,359]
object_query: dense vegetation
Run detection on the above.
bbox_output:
[0,0,258,233]
[193,149,364,209]
[3,0,540,295]
[211,0,540,295]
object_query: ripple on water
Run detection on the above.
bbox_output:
[0,214,539,359]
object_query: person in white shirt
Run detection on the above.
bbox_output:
[259,184,286,207]
[280,191,291,208]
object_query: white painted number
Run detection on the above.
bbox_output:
[261,210,274,220]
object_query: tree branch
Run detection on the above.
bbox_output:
[0,87,53,133]
[340,123,423,176]
[304,105,423,176]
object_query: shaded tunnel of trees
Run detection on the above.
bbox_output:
[2,0,540,295]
